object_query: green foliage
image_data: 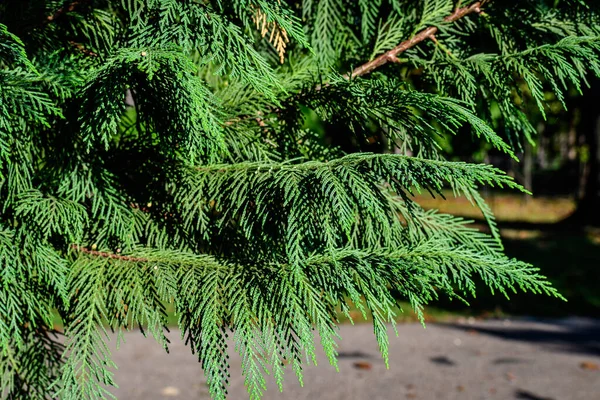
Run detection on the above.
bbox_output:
[0,0,597,399]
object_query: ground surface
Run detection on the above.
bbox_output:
[108,317,600,400]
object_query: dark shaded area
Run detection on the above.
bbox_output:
[515,389,555,400]
[502,231,600,317]
[337,350,373,359]
[493,357,527,365]
[565,82,600,227]
[444,320,600,356]
[429,356,456,366]
[434,223,600,317]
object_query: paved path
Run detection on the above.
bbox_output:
[108,318,600,400]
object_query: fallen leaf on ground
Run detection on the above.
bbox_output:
[161,386,180,397]
[505,372,517,381]
[580,361,599,370]
[456,385,465,392]
[353,361,372,370]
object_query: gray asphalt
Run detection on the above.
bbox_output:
[107,318,600,400]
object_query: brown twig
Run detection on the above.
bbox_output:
[44,1,81,24]
[71,244,148,263]
[68,40,98,57]
[350,2,483,78]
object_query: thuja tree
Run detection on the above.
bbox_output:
[1,0,599,399]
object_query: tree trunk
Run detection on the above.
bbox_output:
[523,142,534,202]
[567,82,600,226]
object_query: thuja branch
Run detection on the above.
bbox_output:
[350,1,484,78]
[233,1,487,126]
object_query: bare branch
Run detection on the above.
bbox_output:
[350,2,484,79]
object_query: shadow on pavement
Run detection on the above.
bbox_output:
[337,350,374,359]
[515,389,555,400]
[429,356,456,366]
[441,319,600,356]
